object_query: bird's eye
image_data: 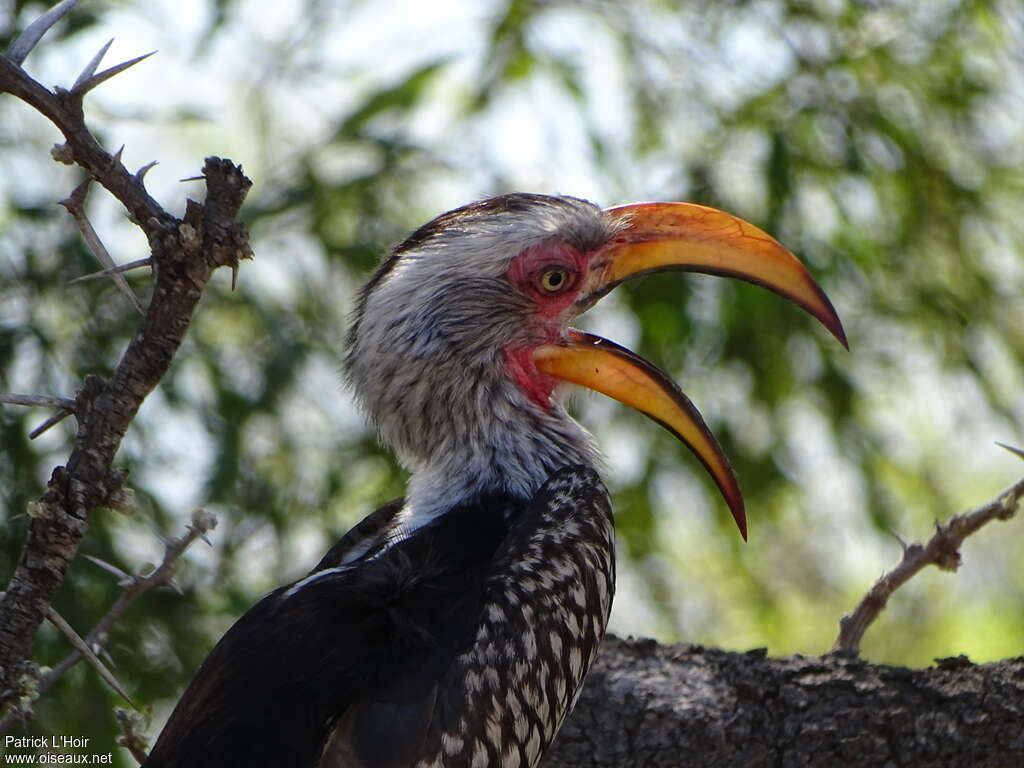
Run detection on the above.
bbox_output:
[538,268,572,293]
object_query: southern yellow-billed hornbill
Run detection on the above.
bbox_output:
[144,194,845,767]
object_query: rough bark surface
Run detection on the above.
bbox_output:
[1,7,253,717]
[545,636,1024,768]
[0,154,251,688]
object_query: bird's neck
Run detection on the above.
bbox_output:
[398,405,599,532]
[365,363,600,535]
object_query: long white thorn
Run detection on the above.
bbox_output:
[6,0,83,66]
[996,442,1024,461]
[83,555,132,584]
[45,607,134,706]
[29,410,74,439]
[0,393,75,409]
[72,51,156,96]
[72,38,114,91]
[0,393,76,439]
[60,181,145,315]
[69,258,153,284]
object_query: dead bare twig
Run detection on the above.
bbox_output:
[833,471,1024,655]
[115,708,150,765]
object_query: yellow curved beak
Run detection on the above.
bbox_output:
[535,201,846,540]
[535,330,746,539]
[580,202,847,348]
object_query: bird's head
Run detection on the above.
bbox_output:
[347,194,845,536]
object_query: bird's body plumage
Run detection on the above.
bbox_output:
[145,467,613,767]
[146,193,844,767]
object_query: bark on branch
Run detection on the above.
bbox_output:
[0,12,252,714]
[547,636,1024,768]
[834,474,1024,655]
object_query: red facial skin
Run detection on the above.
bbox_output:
[502,242,591,410]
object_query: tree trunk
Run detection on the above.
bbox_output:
[546,635,1024,767]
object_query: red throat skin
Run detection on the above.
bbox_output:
[503,345,557,411]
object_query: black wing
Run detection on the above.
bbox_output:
[144,467,613,768]
[143,491,516,768]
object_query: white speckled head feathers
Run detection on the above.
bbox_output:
[346,194,623,527]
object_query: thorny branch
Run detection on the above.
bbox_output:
[0,511,218,734]
[0,0,251,719]
[41,509,218,695]
[0,49,167,231]
[833,472,1024,655]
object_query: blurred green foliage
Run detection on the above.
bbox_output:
[1,0,1022,762]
